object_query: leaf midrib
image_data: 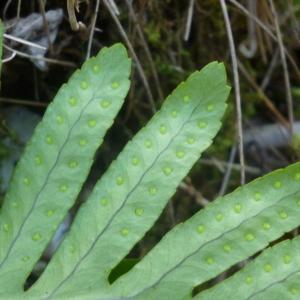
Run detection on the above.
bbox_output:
[247,269,300,300]
[129,189,300,299]
[0,87,104,271]
[45,95,223,299]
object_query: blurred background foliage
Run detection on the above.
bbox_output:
[0,0,300,261]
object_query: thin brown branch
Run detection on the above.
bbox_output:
[179,181,209,207]
[184,0,195,41]
[239,0,257,58]
[218,146,237,196]
[67,0,80,31]
[229,0,300,81]
[3,0,22,27]
[0,97,48,107]
[38,0,53,54]
[86,0,101,59]
[238,60,290,128]
[3,44,76,67]
[2,51,17,63]
[260,47,280,91]
[200,158,261,175]
[125,0,164,101]
[268,0,294,135]
[103,0,156,113]
[220,0,246,185]
[4,34,46,50]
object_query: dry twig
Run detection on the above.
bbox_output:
[103,0,156,113]
[125,0,164,101]
[229,0,300,81]
[4,34,46,50]
[0,97,47,107]
[268,0,294,134]
[184,0,195,41]
[220,0,246,185]
[86,0,101,59]
[218,146,237,196]
[38,0,53,54]
[239,0,257,58]
[260,47,279,91]
[3,44,76,67]
[3,0,22,29]
[179,181,209,207]
[238,60,289,128]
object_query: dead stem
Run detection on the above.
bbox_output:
[103,0,156,113]
[268,0,294,135]
[220,0,246,185]
[86,0,101,60]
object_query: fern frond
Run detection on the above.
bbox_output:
[112,163,300,299]
[0,44,131,294]
[27,62,230,299]
[195,235,300,300]
[2,41,298,300]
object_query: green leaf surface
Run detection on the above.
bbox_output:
[112,163,300,300]
[26,62,230,299]
[195,236,300,300]
[0,44,131,295]
[3,41,299,300]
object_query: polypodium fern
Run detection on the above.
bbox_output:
[0,42,299,300]
[195,235,300,300]
[27,58,229,300]
[0,43,131,295]
[116,164,300,300]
